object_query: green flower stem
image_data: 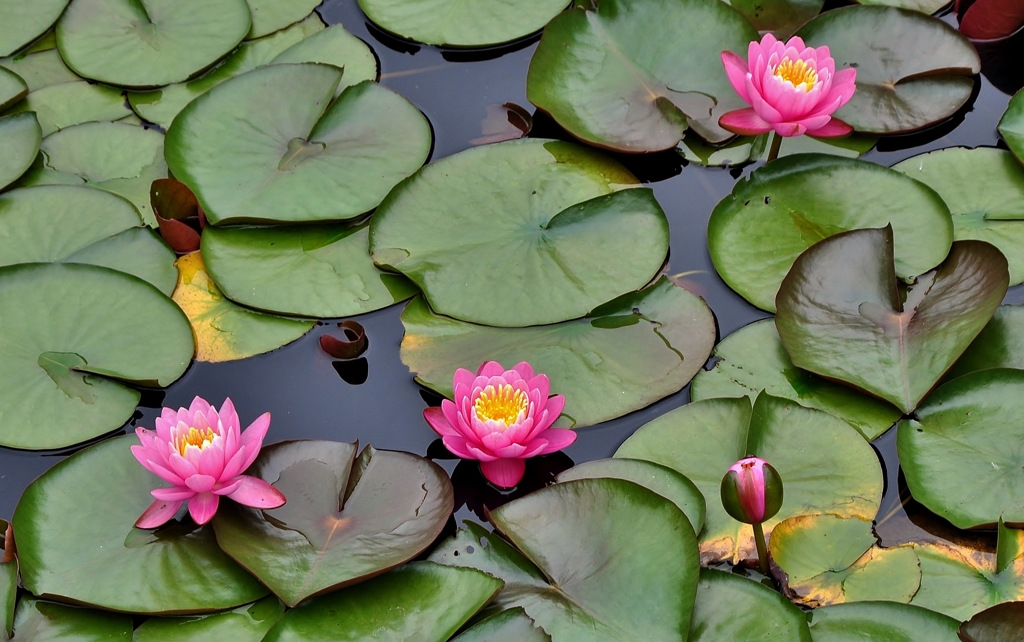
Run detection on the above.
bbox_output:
[766,132,782,163]
[753,521,770,575]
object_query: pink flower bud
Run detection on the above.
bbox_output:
[720,456,784,524]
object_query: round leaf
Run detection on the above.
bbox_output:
[960,602,1024,642]
[0,0,69,57]
[166,63,431,225]
[0,47,79,92]
[133,596,285,642]
[723,0,823,38]
[0,263,194,449]
[245,0,321,39]
[1000,89,1024,165]
[806,602,960,642]
[213,442,454,607]
[855,0,949,14]
[5,81,131,136]
[0,112,40,191]
[945,306,1024,381]
[13,435,267,612]
[708,154,954,312]
[10,598,132,641]
[201,223,418,318]
[797,6,980,133]
[401,276,716,428]
[0,66,27,111]
[55,0,252,88]
[689,569,812,642]
[451,608,551,642]
[370,138,667,327]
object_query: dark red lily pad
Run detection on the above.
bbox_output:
[319,321,367,360]
[470,103,533,145]
[960,0,1024,41]
[151,178,206,253]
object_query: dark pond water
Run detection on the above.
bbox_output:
[1,0,1022,557]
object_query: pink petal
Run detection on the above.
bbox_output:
[532,395,565,435]
[135,499,183,529]
[239,412,271,470]
[442,435,478,460]
[477,361,505,377]
[466,443,499,462]
[429,404,460,437]
[536,429,577,454]
[188,492,219,525]
[168,452,198,480]
[197,441,225,478]
[525,374,550,402]
[748,76,784,123]
[806,117,854,138]
[226,476,286,508]
[481,431,513,452]
[218,398,240,432]
[151,486,196,501]
[719,108,774,135]
[188,396,212,417]
[212,477,244,496]
[504,416,536,444]
[510,362,535,381]
[185,474,217,493]
[492,443,528,458]
[773,121,806,137]
[140,458,186,486]
[722,51,751,103]
[793,113,833,133]
[782,35,805,50]
[219,446,248,481]
[479,459,526,489]
[453,368,476,395]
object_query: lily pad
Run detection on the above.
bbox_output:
[10,598,132,641]
[677,132,877,167]
[0,112,40,191]
[55,0,251,88]
[431,478,701,641]
[526,0,758,149]
[172,252,313,363]
[1000,89,1024,165]
[358,0,568,47]
[708,154,954,312]
[262,562,502,642]
[0,67,27,111]
[0,48,79,91]
[5,81,130,136]
[898,369,1024,529]
[0,263,193,449]
[268,25,378,80]
[0,0,70,58]
[855,0,949,14]
[0,520,13,639]
[246,0,321,39]
[805,601,960,642]
[689,569,813,642]
[945,306,1024,380]
[401,276,716,428]
[17,121,166,226]
[201,223,418,318]
[133,596,285,642]
[213,442,454,607]
[960,602,1024,642]
[770,514,921,607]
[797,5,980,134]
[775,228,1008,414]
[166,64,431,225]
[615,393,883,565]
[691,319,903,441]
[722,0,823,38]
[451,608,551,642]
[370,139,667,327]
[13,434,266,612]
[892,147,1024,286]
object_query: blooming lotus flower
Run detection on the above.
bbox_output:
[131,396,285,528]
[721,456,784,524]
[424,361,576,489]
[719,34,857,138]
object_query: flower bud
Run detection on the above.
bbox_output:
[720,456,784,524]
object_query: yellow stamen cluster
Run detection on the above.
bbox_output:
[474,384,528,427]
[176,426,216,456]
[774,58,818,92]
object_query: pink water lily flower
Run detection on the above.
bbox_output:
[719,34,857,138]
[131,396,285,528]
[424,361,576,489]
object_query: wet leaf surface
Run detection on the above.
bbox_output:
[9,598,132,641]
[133,596,285,642]
[689,569,813,641]
[806,601,960,641]
[451,608,551,642]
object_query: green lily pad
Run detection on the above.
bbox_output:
[797,6,980,134]
[172,252,313,363]
[214,442,454,607]
[806,602,960,642]
[0,66,27,111]
[55,0,251,88]
[166,64,431,225]
[527,0,757,150]
[689,569,813,642]
[1000,89,1024,165]
[708,154,954,312]
[0,112,40,191]
[451,608,551,642]
[959,602,1024,642]
[13,434,266,612]
[17,121,166,226]
[945,306,1024,381]
[615,393,883,565]
[401,276,716,428]
[855,0,949,14]
[370,139,667,327]
[10,598,132,641]
[262,562,502,642]
[246,0,321,39]
[898,369,1024,529]
[201,223,417,318]
[691,319,903,441]
[1,520,14,639]
[0,262,193,449]
[892,147,1024,286]
[677,132,877,168]
[776,228,1008,414]
[0,48,79,91]
[555,458,706,534]
[721,0,822,38]
[0,185,174,293]
[770,514,921,607]
[268,24,378,80]
[432,478,701,641]
[133,596,285,642]
[358,0,568,47]
[0,0,70,57]
[5,81,130,136]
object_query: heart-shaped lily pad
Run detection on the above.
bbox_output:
[688,569,813,642]
[166,63,431,225]
[201,223,418,318]
[56,0,251,88]
[1001,89,1024,164]
[245,0,321,39]
[691,320,903,441]
[0,112,40,190]
[262,562,502,642]
[213,441,454,607]
[0,47,79,91]
[0,66,27,110]
[5,81,131,136]
[526,0,758,149]
[371,138,668,327]
[615,393,883,565]
[892,147,1024,286]
[797,5,980,134]
[959,602,1024,642]
[14,434,267,612]
[708,154,954,312]
[0,185,174,293]
[358,0,569,47]
[776,227,1008,414]
[945,306,1024,381]
[431,478,701,641]
[806,601,960,641]
[0,263,193,449]
[10,598,133,641]
[0,0,69,57]
[452,608,551,642]
[401,276,716,428]
[898,369,1024,529]
[133,596,285,642]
